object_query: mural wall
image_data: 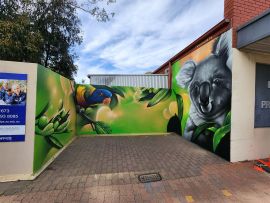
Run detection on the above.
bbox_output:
[75,85,179,135]
[172,30,232,160]
[32,29,232,173]
[33,67,178,172]
[33,65,76,172]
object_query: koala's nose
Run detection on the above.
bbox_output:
[199,82,210,105]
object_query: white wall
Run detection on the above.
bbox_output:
[0,61,37,181]
[231,49,270,162]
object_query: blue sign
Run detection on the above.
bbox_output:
[0,73,27,142]
[255,63,270,127]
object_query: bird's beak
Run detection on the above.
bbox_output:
[103,97,111,105]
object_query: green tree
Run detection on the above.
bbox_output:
[0,0,115,79]
[32,0,82,78]
[0,0,43,63]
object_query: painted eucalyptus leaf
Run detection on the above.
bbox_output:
[139,89,151,98]
[138,92,155,102]
[56,120,70,133]
[36,101,50,119]
[41,128,55,136]
[60,110,70,123]
[80,111,94,123]
[50,113,60,123]
[53,121,60,129]
[141,89,150,95]
[115,86,128,94]
[207,127,217,133]
[110,87,125,98]
[109,94,118,110]
[46,136,64,149]
[191,122,216,142]
[140,87,148,92]
[94,121,112,134]
[213,124,231,152]
[60,109,67,118]
[148,88,155,93]
[223,111,231,126]
[40,123,54,136]
[147,89,171,107]
[84,107,97,120]
[152,88,160,94]
[175,92,183,121]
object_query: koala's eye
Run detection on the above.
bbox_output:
[213,78,222,84]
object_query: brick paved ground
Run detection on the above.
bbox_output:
[1,134,270,202]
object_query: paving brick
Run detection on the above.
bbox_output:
[1,134,270,202]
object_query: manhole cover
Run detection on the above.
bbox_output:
[138,173,162,183]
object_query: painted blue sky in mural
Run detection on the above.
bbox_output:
[75,0,224,82]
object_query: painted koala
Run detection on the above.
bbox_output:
[176,31,232,145]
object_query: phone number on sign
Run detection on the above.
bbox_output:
[0,114,19,119]
[0,109,10,113]
[0,109,19,118]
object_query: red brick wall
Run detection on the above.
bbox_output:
[224,0,270,47]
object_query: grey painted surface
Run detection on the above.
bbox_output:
[255,63,270,127]
[237,10,270,49]
[88,74,169,88]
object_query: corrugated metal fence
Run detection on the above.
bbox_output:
[88,74,169,88]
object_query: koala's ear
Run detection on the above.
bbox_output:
[176,60,196,89]
[212,30,232,70]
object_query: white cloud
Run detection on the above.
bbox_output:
[75,0,224,82]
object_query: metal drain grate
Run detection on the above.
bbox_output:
[138,173,162,183]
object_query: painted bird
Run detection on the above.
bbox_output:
[75,85,112,108]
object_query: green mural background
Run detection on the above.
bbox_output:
[33,65,76,172]
[33,69,179,172]
[75,85,179,135]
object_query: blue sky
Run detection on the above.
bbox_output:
[75,0,224,82]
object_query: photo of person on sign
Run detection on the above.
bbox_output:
[0,80,27,105]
